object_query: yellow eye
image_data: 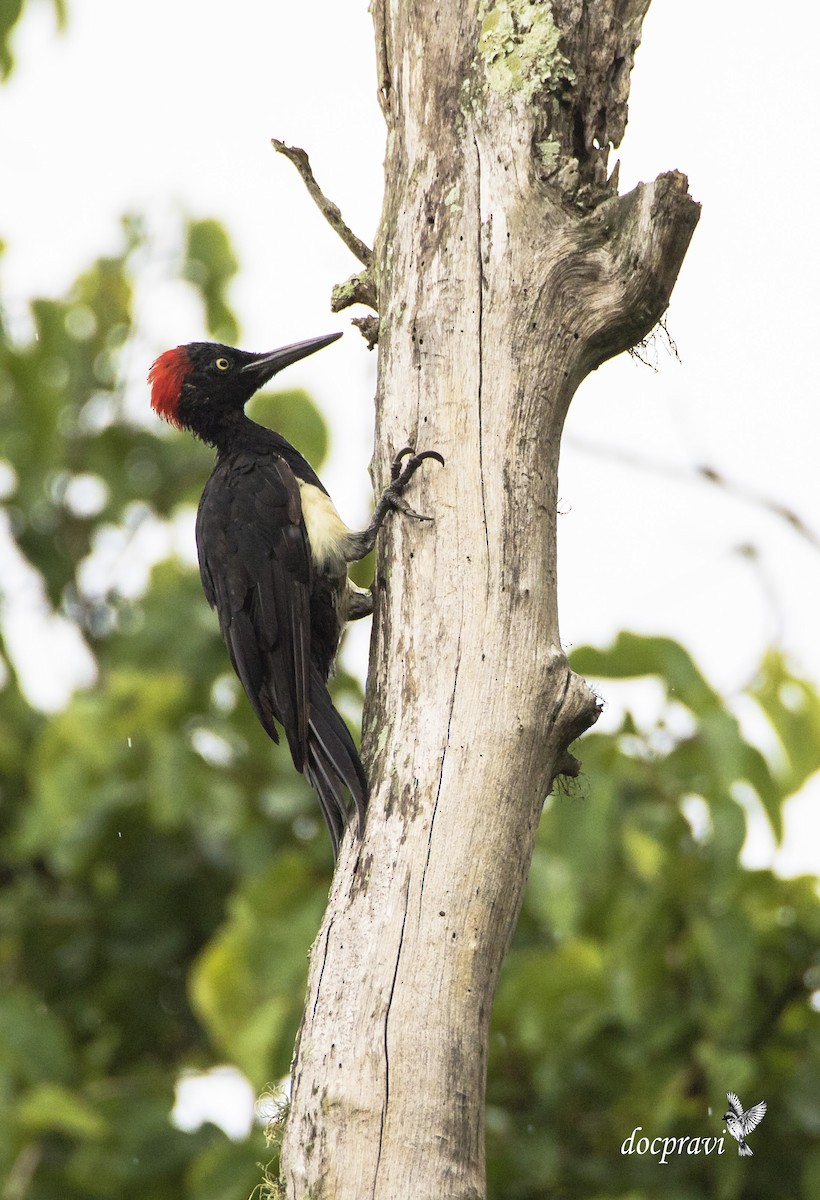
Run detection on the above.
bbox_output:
[215,357,231,371]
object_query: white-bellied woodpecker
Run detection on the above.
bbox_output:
[149,332,442,854]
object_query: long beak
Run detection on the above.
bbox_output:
[241,332,342,382]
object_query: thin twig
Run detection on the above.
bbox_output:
[568,437,820,551]
[271,139,373,267]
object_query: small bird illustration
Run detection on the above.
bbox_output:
[723,1091,767,1156]
[149,332,442,855]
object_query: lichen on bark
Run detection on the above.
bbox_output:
[477,0,575,102]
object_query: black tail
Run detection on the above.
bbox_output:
[304,666,367,856]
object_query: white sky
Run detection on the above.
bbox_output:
[2,0,819,878]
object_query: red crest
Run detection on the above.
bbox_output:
[148,346,191,428]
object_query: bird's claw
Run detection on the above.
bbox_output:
[391,446,415,482]
[390,447,445,487]
[389,493,433,522]
[384,447,444,523]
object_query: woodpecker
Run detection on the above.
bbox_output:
[148,332,441,855]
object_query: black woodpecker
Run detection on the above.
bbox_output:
[148,332,441,855]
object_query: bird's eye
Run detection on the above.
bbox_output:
[215,357,231,371]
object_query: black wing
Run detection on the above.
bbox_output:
[197,452,310,766]
[196,451,365,852]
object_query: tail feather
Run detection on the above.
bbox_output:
[305,752,345,857]
[304,668,368,855]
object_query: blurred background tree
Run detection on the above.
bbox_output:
[1,4,818,1199]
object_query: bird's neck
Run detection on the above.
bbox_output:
[185,405,257,452]
[184,403,325,490]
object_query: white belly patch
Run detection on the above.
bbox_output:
[297,480,351,570]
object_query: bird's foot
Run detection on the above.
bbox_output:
[386,447,445,521]
[346,448,444,561]
[347,585,373,621]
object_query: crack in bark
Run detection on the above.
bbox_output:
[420,630,463,899]
[415,328,423,448]
[473,136,491,566]
[549,669,572,727]
[373,0,391,115]
[373,878,410,1195]
[312,915,335,1020]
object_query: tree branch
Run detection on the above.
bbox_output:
[569,436,820,551]
[331,269,378,313]
[574,171,701,369]
[271,139,373,267]
[351,315,380,349]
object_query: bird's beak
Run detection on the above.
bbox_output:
[241,332,342,383]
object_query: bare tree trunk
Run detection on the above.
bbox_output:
[280,2,699,1197]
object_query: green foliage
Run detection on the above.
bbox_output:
[487,634,820,1200]
[191,853,326,1086]
[184,219,240,346]
[248,389,328,473]
[0,214,350,1195]
[0,0,66,80]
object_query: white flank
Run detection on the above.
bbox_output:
[297,481,350,569]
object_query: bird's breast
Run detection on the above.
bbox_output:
[297,480,351,571]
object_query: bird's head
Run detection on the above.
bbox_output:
[148,333,342,440]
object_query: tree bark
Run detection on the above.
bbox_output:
[280,3,699,1197]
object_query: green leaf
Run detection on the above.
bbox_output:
[247,387,329,469]
[753,650,820,799]
[0,0,24,79]
[18,1083,106,1140]
[0,987,73,1085]
[21,670,193,869]
[184,218,239,344]
[571,632,721,714]
[191,853,326,1084]
[183,1135,268,1200]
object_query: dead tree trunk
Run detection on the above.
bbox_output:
[279,2,699,1197]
